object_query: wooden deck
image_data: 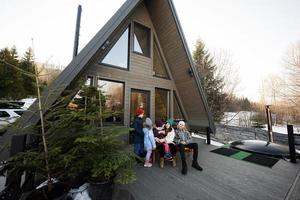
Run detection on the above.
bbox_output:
[114,139,300,200]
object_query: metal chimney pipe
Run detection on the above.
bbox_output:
[73,5,82,58]
[265,105,273,142]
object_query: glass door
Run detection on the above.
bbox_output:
[130,89,150,122]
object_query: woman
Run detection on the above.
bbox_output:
[154,118,176,168]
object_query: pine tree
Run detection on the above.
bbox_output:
[193,40,227,122]
[240,97,251,111]
[0,47,24,100]
[20,48,36,96]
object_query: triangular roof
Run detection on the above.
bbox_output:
[1,0,215,161]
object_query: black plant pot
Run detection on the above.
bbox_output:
[88,179,114,200]
[20,182,69,200]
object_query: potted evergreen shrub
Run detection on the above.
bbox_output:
[9,83,136,199]
[45,84,136,199]
[15,83,135,199]
[4,61,70,199]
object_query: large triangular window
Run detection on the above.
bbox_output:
[100,28,129,69]
[153,40,169,79]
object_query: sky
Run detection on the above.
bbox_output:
[1,0,300,102]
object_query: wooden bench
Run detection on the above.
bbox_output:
[152,147,193,163]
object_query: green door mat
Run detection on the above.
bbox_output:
[211,147,279,168]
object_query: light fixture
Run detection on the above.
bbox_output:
[188,68,194,77]
[101,41,110,50]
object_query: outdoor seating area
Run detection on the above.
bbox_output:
[152,146,193,163]
[114,138,300,200]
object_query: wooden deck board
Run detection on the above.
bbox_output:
[114,139,300,200]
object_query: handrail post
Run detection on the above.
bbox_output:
[287,125,297,163]
[206,127,211,145]
[265,105,273,142]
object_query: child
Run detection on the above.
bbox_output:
[175,121,203,174]
[154,121,172,160]
[163,119,175,161]
[143,118,156,167]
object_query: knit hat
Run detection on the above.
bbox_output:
[155,120,163,128]
[167,118,174,126]
[178,121,185,127]
[145,118,153,127]
[135,108,144,116]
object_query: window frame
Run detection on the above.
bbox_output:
[99,26,131,71]
[132,22,151,58]
[97,78,125,124]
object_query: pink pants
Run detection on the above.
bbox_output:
[146,150,152,161]
[164,143,170,153]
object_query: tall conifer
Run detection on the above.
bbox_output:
[0,47,24,100]
[193,40,226,122]
[20,48,36,96]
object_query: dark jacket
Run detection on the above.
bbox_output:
[133,117,144,144]
[153,127,165,139]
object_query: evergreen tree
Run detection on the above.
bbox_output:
[0,47,24,100]
[240,97,251,111]
[193,40,227,122]
[20,48,36,96]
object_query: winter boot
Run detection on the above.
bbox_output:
[172,158,176,167]
[181,160,187,175]
[192,160,203,171]
[160,158,164,168]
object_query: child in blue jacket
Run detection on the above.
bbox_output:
[143,118,156,167]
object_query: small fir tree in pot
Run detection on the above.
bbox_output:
[47,84,136,199]
[9,82,136,199]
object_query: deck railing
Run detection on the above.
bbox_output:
[287,125,299,163]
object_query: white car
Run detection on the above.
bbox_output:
[19,98,36,110]
[0,109,25,128]
[0,98,35,129]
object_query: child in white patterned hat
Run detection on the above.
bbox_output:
[175,121,203,174]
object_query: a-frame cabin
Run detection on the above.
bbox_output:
[1,0,215,161]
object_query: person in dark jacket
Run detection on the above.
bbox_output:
[133,108,145,157]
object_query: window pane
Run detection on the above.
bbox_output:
[174,93,184,121]
[0,111,10,118]
[133,23,150,57]
[101,28,129,69]
[98,79,124,123]
[155,88,169,122]
[14,111,24,116]
[153,41,169,78]
[134,35,143,54]
[85,76,93,87]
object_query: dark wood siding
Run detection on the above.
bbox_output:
[146,0,210,128]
